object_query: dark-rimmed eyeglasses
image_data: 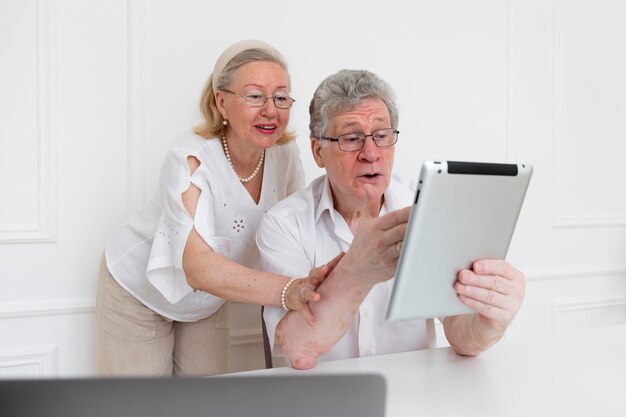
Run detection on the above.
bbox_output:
[221,89,295,109]
[319,128,399,152]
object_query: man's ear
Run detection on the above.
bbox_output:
[310,138,325,168]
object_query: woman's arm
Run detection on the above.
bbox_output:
[180,156,330,324]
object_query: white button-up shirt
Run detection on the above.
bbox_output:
[257,174,435,363]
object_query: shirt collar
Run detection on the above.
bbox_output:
[315,173,411,223]
[314,175,336,223]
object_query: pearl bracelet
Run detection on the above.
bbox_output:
[281,278,297,311]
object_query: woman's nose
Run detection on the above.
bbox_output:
[260,98,278,118]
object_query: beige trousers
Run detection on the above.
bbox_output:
[95,255,229,376]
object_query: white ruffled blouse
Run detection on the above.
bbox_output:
[105,130,305,321]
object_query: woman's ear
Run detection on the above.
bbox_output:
[310,138,325,168]
[214,90,227,120]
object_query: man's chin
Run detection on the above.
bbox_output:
[357,182,386,204]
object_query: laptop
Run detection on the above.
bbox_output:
[0,373,386,417]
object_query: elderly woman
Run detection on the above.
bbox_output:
[96,40,339,376]
[257,69,526,369]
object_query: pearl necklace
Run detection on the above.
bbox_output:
[221,134,265,183]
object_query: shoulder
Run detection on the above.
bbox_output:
[162,131,219,166]
[169,129,218,156]
[263,176,324,223]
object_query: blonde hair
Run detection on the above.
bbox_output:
[194,48,296,144]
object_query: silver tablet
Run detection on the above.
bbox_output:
[386,160,532,321]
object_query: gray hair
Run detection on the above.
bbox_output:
[308,69,398,139]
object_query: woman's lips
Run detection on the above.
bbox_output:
[255,125,277,135]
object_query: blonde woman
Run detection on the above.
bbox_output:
[96,40,338,376]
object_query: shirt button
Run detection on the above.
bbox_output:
[362,311,369,319]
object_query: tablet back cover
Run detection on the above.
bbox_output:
[387,160,532,321]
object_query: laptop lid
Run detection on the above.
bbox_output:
[0,373,386,417]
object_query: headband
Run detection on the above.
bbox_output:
[211,39,283,91]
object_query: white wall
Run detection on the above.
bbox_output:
[1,0,625,377]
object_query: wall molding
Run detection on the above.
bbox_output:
[126,0,148,215]
[553,216,626,229]
[551,0,626,229]
[524,265,626,282]
[0,0,58,243]
[0,297,262,350]
[505,0,514,162]
[551,297,626,334]
[0,345,58,378]
[0,298,95,320]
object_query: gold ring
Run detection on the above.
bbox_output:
[395,241,402,254]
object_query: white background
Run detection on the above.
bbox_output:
[1,0,625,376]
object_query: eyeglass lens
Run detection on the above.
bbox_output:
[244,94,293,109]
[338,129,398,150]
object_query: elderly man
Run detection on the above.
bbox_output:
[256,69,525,370]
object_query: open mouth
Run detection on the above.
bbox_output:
[255,124,277,133]
[361,173,382,181]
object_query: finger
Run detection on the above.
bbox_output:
[389,241,402,260]
[458,271,514,295]
[300,286,320,303]
[299,304,317,327]
[307,252,345,287]
[325,251,345,271]
[455,281,510,310]
[379,222,408,247]
[473,259,522,282]
[307,266,328,286]
[457,294,510,324]
[395,241,402,255]
[376,206,411,231]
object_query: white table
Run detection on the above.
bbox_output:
[237,324,626,416]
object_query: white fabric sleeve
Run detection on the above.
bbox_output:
[189,161,231,258]
[256,209,312,355]
[146,148,228,304]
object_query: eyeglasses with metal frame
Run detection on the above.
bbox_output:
[319,128,399,151]
[220,89,295,109]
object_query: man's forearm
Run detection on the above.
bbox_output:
[276,262,374,369]
[443,314,505,356]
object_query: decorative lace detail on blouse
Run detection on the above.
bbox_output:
[156,218,179,245]
[232,217,246,233]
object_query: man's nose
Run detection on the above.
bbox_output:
[358,136,381,161]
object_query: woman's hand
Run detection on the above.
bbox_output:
[284,252,345,326]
